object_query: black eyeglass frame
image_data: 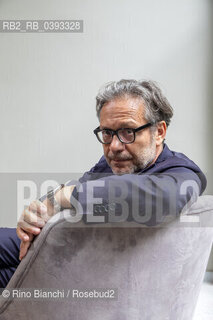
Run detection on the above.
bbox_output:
[93,122,154,144]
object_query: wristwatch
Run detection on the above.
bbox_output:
[46,184,65,213]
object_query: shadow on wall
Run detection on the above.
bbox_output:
[206,0,213,272]
[206,1,213,193]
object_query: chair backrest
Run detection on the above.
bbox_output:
[1,195,213,320]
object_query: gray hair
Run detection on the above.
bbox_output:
[96,79,173,127]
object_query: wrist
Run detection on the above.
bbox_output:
[55,186,75,210]
[46,184,64,214]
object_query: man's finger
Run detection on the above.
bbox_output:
[16,226,30,241]
[27,204,50,222]
[23,210,46,227]
[29,200,47,214]
[19,233,34,260]
[17,220,41,236]
[19,241,31,260]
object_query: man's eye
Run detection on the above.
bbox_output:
[102,130,112,136]
[125,129,133,135]
[120,129,133,136]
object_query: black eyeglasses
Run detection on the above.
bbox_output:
[93,122,153,144]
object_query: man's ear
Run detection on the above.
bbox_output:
[155,121,167,146]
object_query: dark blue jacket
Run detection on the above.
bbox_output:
[71,144,207,226]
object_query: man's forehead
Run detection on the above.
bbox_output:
[99,96,145,124]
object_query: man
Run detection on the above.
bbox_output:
[0,79,207,288]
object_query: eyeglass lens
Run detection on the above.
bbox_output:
[98,129,134,143]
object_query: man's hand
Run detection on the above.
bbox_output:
[16,185,75,260]
[17,200,51,260]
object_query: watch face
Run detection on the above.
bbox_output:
[47,184,63,198]
[47,190,55,205]
[47,189,54,196]
[46,185,64,212]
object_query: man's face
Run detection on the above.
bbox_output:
[99,96,160,175]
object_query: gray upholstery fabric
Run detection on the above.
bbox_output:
[0,196,213,320]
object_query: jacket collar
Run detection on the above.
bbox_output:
[140,143,172,173]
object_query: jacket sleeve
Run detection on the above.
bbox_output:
[70,167,204,226]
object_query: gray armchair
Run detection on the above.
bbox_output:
[0,196,213,320]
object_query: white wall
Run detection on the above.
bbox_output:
[0,0,212,266]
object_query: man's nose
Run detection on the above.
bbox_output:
[109,134,125,152]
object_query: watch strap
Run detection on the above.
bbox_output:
[46,184,65,213]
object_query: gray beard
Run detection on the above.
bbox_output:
[110,142,157,175]
[133,143,156,172]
